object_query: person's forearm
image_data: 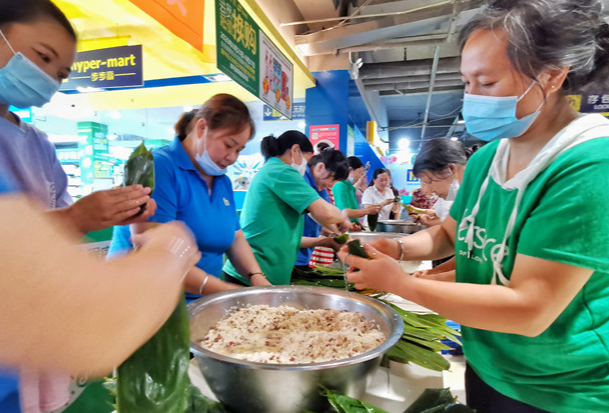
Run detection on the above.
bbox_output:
[427,257,455,274]
[184,266,240,295]
[398,223,456,261]
[0,201,185,376]
[300,236,325,249]
[344,208,368,219]
[225,231,263,276]
[309,199,344,227]
[47,207,86,236]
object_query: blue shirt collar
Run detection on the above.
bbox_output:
[169,136,197,171]
[304,165,319,191]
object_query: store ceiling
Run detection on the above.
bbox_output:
[269,0,609,150]
[50,0,609,153]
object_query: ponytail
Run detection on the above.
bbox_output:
[174,110,196,141]
[260,130,313,161]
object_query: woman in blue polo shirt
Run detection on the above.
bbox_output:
[295,147,350,270]
[111,94,271,299]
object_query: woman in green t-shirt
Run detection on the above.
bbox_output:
[222,130,352,285]
[332,156,382,228]
[339,1,609,412]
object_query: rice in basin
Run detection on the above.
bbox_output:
[201,304,386,364]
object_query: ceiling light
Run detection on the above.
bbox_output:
[183,105,194,112]
[398,138,409,149]
[450,137,459,141]
[298,121,306,128]
[109,111,122,120]
[456,120,465,125]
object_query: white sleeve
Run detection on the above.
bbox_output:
[361,187,374,205]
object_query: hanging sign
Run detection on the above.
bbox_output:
[263,103,304,121]
[216,0,293,119]
[61,45,143,91]
[309,124,340,149]
[128,0,205,51]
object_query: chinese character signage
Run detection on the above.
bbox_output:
[61,45,143,91]
[216,0,293,119]
[263,102,304,121]
[579,93,609,114]
[128,0,205,52]
[309,124,340,150]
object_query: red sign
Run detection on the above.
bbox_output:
[129,0,205,51]
[309,124,340,151]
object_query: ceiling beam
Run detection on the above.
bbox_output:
[363,72,462,86]
[359,56,461,79]
[379,85,463,96]
[294,0,483,54]
[367,79,463,91]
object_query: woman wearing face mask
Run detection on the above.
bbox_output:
[332,157,379,228]
[409,138,470,281]
[295,148,350,271]
[361,168,401,229]
[222,130,353,285]
[110,94,271,300]
[339,1,609,412]
[411,138,470,227]
[0,0,156,237]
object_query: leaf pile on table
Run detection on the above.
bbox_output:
[314,387,475,413]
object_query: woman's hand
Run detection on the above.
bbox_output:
[364,205,382,215]
[337,244,407,292]
[65,185,157,234]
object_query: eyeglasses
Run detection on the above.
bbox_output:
[419,170,453,185]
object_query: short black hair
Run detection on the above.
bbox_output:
[0,0,76,40]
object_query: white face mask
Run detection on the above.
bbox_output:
[291,149,307,176]
[434,179,460,221]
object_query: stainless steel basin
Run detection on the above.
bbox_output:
[188,286,404,413]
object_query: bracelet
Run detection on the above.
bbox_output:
[397,239,405,262]
[198,274,209,296]
[249,272,266,279]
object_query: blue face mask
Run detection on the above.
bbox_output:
[462,81,545,142]
[0,30,61,108]
[195,129,228,176]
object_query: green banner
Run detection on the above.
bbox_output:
[216,0,294,119]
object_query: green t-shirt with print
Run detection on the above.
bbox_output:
[332,180,360,223]
[451,139,609,412]
[223,158,320,285]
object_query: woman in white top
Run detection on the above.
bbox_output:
[361,168,400,226]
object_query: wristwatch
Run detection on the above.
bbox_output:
[249,272,266,279]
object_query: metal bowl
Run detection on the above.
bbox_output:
[376,220,427,234]
[188,286,404,413]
